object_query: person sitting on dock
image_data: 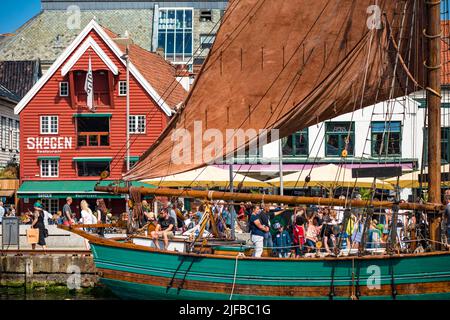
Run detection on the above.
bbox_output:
[151,209,175,250]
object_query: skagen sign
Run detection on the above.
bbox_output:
[26,137,73,150]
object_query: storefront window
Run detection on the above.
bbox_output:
[77,117,110,147]
[77,161,110,177]
[41,199,59,215]
[282,129,308,157]
[371,121,401,157]
[325,122,354,157]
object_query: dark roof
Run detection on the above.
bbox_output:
[0,84,19,103]
[0,60,41,99]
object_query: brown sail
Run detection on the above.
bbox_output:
[125,0,425,181]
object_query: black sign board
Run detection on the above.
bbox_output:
[352,166,402,179]
[418,172,450,183]
[2,217,20,248]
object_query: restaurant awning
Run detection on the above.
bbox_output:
[0,190,15,197]
[17,180,154,199]
[142,166,270,188]
[267,164,394,190]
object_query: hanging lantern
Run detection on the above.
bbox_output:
[341,149,348,158]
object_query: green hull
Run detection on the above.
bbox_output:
[90,243,450,300]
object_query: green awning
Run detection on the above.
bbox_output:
[73,157,113,162]
[37,156,61,161]
[73,113,112,118]
[17,180,155,199]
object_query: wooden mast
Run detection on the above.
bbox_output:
[94,185,442,211]
[426,0,441,205]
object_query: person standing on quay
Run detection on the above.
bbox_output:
[31,202,47,251]
[62,197,75,226]
[96,199,108,237]
[0,201,5,224]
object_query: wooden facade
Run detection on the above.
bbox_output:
[15,21,187,215]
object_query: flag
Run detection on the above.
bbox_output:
[84,55,94,110]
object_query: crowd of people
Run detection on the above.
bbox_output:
[243,200,433,258]
[0,193,447,257]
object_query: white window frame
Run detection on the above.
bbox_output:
[40,159,59,178]
[59,82,69,97]
[129,115,146,134]
[40,116,59,135]
[118,81,127,96]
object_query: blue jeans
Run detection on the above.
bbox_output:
[264,232,273,248]
[447,226,450,243]
[305,239,316,251]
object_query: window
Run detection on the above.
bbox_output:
[41,199,59,215]
[40,116,58,134]
[77,117,110,147]
[424,127,450,164]
[200,10,212,22]
[77,161,110,177]
[200,34,216,49]
[59,82,69,97]
[14,120,19,151]
[8,118,13,150]
[157,8,193,63]
[1,117,6,149]
[325,122,355,157]
[41,159,59,177]
[371,121,401,157]
[118,81,127,96]
[282,129,309,157]
[129,115,146,134]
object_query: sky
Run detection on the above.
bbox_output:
[0,1,450,34]
[0,0,41,34]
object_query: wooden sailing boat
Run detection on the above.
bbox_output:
[62,0,450,299]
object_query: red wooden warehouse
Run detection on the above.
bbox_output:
[14,20,187,216]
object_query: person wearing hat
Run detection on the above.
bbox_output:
[31,202,48,251]
[273,222,291,258]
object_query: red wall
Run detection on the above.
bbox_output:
[20,30,168,181]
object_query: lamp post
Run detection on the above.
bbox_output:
[114,31,133,216]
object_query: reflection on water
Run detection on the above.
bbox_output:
[0,287,118,300]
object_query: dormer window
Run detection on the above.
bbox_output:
[59,82,69,97]
[119,81,127,96]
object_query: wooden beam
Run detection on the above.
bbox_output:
[94,186,443,211]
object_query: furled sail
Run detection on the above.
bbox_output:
[125,0,425,181]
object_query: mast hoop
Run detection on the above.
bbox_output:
[422,28,443,39]
[425,86,442,98]
[425,0,441,5]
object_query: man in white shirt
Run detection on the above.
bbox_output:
[0,202,5,224]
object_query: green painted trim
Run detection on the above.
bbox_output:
[73,157,113,162]
[414,98,450,108]
[37,156,60,161]
[73,113,112,118]
[125,156,140,162]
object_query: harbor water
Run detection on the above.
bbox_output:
[0,286,118,300]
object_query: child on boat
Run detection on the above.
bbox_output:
[305,213,322,253]
[292,215,306,257]
[273,222,291,258]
